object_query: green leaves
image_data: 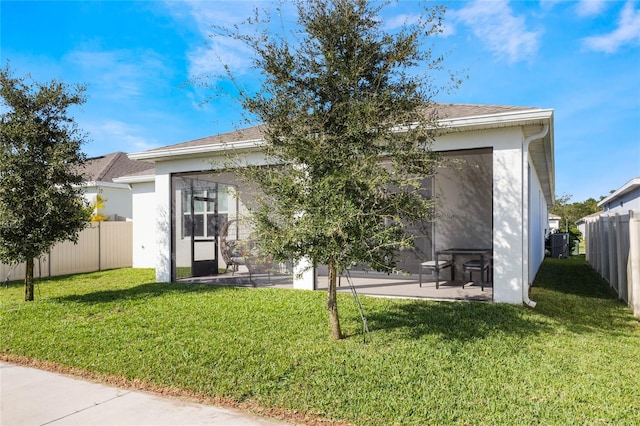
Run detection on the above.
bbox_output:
[220,1,448,274]
[213,1,454,336]
[0,65,90,275]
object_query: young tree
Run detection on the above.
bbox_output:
[551,195,602,232]
[90,194,109,222]
[214,0,458,339]
[550,194,602,253]
[0,65,91,301]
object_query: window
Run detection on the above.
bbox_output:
[182,188,228,238]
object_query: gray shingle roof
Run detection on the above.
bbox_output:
[434,103,538,119]
[143,125,266,153]
[142,103,541,153]
[81,152,155,183]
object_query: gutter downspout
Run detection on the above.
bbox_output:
[522,124,549,308]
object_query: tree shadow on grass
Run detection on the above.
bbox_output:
[362,300,551,342]
[4,270,145,289]
[55,281,232,304]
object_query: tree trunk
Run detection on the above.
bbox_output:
[327,261,343,340]
[24,258,34,302]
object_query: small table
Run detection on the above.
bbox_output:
[435,248,492,284]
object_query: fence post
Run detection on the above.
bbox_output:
[608,215,618,292]
[628,210,640,318]
[98,221,102,272]
[599,218,606,276]
[586,220,593,265]
[616,214,628,302]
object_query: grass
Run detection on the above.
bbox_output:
[1,257,639,425]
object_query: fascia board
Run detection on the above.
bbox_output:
[80,181,132,190]
[436,109,554,132]
[113,174,156,184]
[546,114,556,204]
[128,139,265,162]
[128,109,554,162]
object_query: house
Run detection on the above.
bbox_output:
[578,177,640,317]
[123,103,555,306]
[548,213,562,234]
[576,211,602,238]
[113,168,156,267]
[81,152,154,221]
[576,178,640,237]
[598,177,640,215]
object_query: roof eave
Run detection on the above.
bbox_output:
[113,174,156,184]
[129,108,554,162]
[437,108,554,132]
[128,139,265,163]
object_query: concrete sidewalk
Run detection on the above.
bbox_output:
[0,362,289,426]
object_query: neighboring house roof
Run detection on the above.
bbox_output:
[576,211,603,225]
[597,177,640,208]
[81,152,155,184]
[548,213,561,220]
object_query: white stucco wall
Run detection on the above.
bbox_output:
[130,180,157,268]
[155,171,172,283]
[528,160,548,284]
[493,144,525,304]
[84,184,133,220]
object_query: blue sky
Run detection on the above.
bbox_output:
[1,0,639,203]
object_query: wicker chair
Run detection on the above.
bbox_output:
[220,219,246,274]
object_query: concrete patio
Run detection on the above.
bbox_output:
[180,269,493,302]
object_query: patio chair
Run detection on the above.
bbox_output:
[462,258,492,291]
[220,219,247,274]
[419,257,453,289]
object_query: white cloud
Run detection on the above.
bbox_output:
[85,120,160,154]
[384,13,421,30]
[164,1,273,80]
[383,11,455,36]
[539,0,564,12]
[439,22,457,38]
[576,0,608,17]
[65,48,168,99]
[453,0,542,63]
[582,1,640,53]
[187,36,254,80]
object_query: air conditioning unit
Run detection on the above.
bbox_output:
[550,233,569,258]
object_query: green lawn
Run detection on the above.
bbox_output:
[1,257,639,425]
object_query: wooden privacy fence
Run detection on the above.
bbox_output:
[584,210,640,317]
[1,222,132,282]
